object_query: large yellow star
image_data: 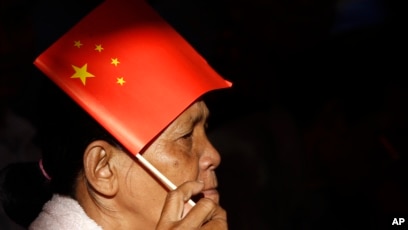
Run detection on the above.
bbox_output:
[71,64,94,85]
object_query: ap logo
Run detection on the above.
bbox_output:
[392,218,405,226]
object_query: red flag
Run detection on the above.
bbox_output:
[34,0,231,155]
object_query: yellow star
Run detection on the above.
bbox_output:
[116,77,126,86]
[74,40,83,48]
[71,64,94,85]
[95,44,104,52]
[111,58,120,67]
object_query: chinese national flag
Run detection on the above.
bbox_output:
[34,0,231,155]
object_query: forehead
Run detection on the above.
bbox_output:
[176,100,209,124]
[163,101,209,132]
[150,100,209,142]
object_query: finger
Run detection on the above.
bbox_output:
[201,205,228,230]
[180,197,225,228]
[159,181,204,221]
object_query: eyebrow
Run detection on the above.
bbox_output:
[191,104,209,126]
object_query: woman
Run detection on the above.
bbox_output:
[0,0,230,229]
[1,85,228,230]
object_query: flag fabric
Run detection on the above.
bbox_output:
[34,0,231,155]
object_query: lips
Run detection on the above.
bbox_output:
[201,189,219,204]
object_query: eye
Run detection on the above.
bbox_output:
[177,129,194,149]
[181,130,193,139]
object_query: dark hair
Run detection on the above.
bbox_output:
[37,78,121,196]
[0,77,121,227]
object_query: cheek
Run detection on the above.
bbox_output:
[170,151,198,171]
[122,164,146,198]
[158,146,200,182]
[171,159,180,168]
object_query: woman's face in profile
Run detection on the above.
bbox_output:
[118,100,221,222]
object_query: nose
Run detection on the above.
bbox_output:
[199,137,221,170]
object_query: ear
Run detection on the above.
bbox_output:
[83,140,119,197]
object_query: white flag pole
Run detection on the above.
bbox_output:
[135,153,196,207]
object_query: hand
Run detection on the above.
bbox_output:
[156,181,228,229]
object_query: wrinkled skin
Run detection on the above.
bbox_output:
[78,101,227,229]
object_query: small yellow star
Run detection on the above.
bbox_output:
[95,44,104,52]
[74,40,83,48]
[71,64,94,85]
[116,77,126,86]
[111,58,120,67]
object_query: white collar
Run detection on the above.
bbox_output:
[29,194,103,230]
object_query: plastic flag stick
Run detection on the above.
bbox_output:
[135,153,196,207]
